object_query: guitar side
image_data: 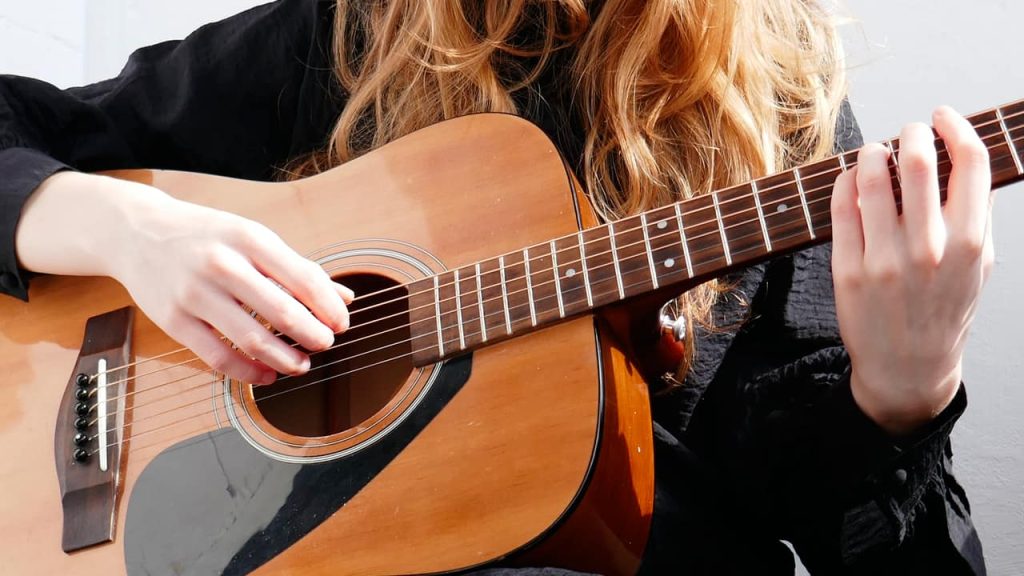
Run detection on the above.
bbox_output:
[0,114,654,575]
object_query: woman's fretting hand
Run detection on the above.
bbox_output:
[18,172,352,385]
[831,106,995,436]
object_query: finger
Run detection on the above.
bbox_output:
[218,250,337,351]
[855,143,901,257]
[831,166,865,278]
[336,282,355,305]
[239,227,350,334]
[933,106,991,261]
[897,122,945,266]
[197,291,312,377]
[167,316,277,385]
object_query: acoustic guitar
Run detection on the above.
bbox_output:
[0,101,1021,576]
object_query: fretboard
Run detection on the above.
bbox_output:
[410,98,1024,366]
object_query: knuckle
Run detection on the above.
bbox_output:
[232,220,274,251]
[866,259,900,284]
[951,233,985,260]
[176,279,205,307]
[271,310,300,336]
[956,139,989,166]
[198,246,234,279]
[236,329,272,360]
[899,148,934,180]
[908,244,941,271]
[833,267,862,290]
[856,150,892,191]
[202,347,234,374]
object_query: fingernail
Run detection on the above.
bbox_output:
[339,284,355,302]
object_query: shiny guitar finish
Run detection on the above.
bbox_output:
[0,114,655,575]
[3,97,1023,575]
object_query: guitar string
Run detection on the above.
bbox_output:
[83,130,1021,423]
[81,105,1024,386]
[84,109,1023,387]
[84,121,1021,406]
[88,117,1024,399]
[82,145,925,416]
[85,141,1021,443]
[86,184,907,454]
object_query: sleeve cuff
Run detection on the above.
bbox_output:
[818,371,966,494]
[823,374,968,563]
[0,147,71,301]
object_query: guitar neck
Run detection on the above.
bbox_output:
[409,98,1024,366]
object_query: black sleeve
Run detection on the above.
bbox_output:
[0,0,340,300]
[690,102,985,574]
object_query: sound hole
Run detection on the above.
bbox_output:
[253,273,413,438]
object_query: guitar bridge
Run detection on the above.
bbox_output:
[53,307,134,553]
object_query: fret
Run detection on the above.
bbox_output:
[555,234,592,316]
[433,275,444,357]
[645,205,689,288]
[885,140,903,191]
[435,270,464,353]
[966,109,1023,187]
[679,194,728,275]
[640,213,659,290]
[609,215,656,298]
[475,263,487,343]
[502,250,534,333]
[673,202,694,277]
[996,107,1024,176]
[715,183,766,264]
[525,244,560,326]
[711,192,732,266]
[756,171,812,253]
[798,157,843,236]
[577,232,594,308]
[453,269,466,350]
[432,270,464,354]
[838,151,849,172]
[607,222,626,299]
[751,179,772,253]
[580,226,618,306]
[498,256,512,335]
[477,258,507,339]
[792,168,816,240]
[523,248,537,327]
[455,265,482,349]
[409,277,441,365]
[495,254,512,334]
[550,240,566,318]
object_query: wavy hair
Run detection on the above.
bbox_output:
[291,0,847,381]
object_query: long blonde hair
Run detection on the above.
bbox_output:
[292,0,847,380]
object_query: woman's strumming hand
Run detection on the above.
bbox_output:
[831,106,995,436]
[18,172,352,385]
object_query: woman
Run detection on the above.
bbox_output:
[0,0,991,573]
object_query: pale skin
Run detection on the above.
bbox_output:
[15,106,993,437]
[832,105,995,436]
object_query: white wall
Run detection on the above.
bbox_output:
[2,1,1021,573]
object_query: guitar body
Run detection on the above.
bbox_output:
[0,115,654,575]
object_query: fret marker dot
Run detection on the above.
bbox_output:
[777,203,789,213]
[664,258,675,269]
[657,220,668,230]
[566,268,577,278]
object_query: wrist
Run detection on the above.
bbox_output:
[17,172,172,279]
[850,367,962,437]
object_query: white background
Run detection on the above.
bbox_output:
[1,1,1021,573]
